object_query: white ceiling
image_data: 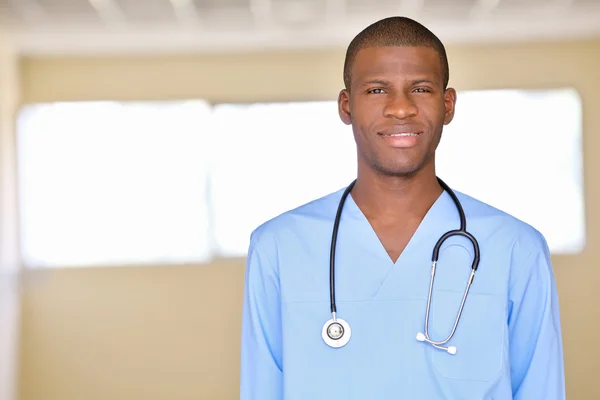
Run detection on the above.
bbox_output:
[1,0,600,55]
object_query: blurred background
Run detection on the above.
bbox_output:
[0,0,598,399]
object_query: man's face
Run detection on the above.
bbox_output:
[338,46,456,177]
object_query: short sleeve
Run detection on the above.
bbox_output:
[508,233,565,400]
[240,229,283,400]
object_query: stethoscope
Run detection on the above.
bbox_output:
[321,177,481,355]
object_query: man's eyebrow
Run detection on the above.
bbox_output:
[358,78,440,87]
[359,79,391,87]
[411,79,436,85]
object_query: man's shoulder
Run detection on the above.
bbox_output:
[455,189,549,254]
[248,186,346,247]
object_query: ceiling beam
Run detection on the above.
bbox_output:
[553,0,575,9]
[470,0,502,18]
[169,0,201,25]
[401,0,426,18]
[88,0,126,25]
[249,0,273,26]
[13,5,600,57]
[325,0,347,19]
[9,0,46,23]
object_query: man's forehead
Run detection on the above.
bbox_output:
[354,45,439,64]
[352,46,442,77]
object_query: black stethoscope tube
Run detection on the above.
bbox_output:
[328,177,481,315]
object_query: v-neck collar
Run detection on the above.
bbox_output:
[327,187,461,303]
[342,189,454,267]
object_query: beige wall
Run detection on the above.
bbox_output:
[0,35,21,400]
[16,39,600,399]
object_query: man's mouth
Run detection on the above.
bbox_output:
[380,132,421,137]
[377,131,423,148]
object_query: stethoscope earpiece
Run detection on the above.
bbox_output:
[416,332,457,355]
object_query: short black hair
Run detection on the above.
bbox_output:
[343,16,449,90]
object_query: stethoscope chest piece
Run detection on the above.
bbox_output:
[322,317,351,348]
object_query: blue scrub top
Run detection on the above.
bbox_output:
[240,186,565,400]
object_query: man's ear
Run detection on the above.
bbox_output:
[443,87,457,125]
[338,89,351,125]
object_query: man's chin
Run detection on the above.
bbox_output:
[372,163,422,178]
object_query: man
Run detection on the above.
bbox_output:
[240,16,565,400]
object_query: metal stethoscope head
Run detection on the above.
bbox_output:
[322,178,481,354]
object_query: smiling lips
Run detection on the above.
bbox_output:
[378,129,423,148]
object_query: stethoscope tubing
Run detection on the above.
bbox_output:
[325,177,481,351]
[329,180,356,315]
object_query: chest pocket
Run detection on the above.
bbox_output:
[425,243,506,382]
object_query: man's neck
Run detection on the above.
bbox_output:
[350,167,443,221]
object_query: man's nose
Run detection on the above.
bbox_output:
[383,94,418,119]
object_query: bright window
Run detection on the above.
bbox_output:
[15,88,585,267]
[208,101,357,257]
[17,101,214,267]
[436,88,585,254]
